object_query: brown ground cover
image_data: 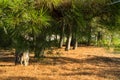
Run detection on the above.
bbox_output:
[0,47,120,80]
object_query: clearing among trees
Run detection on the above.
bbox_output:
[0,47,120,80]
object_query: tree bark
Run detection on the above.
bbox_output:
[34,34,45,58]
[15,51,19,65]
[15,49,22,65]
[65,33,72,51]
[59,35,64,48]
[87,25,92,46]
[59,21,65,48]
[73,37,78,50]
[97,31,102,46]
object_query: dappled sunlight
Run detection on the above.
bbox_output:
[0,47,120,80]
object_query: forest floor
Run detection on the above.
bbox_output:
[0,46,120,80]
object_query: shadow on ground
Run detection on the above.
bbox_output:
[36,56,120,66]
[0,50,120,80]
[60,66,120,80]
[0,76,38,80]
[35,56,120,80]
[0,52,120,66]
[57,56,120,80]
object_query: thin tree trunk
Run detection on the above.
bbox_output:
[72,31,78,50]
[73,37,78,50]
[15,49,22,65]
[97,31,102,46]
[15,51,19,65]
[95,34,98,46]
[65,33,72,51]
[34,34,45,58]
[108,34,113,47]
[59,36,64,48]
[87,26,92,46]
[65,24,72,51]
[59,21,65,48]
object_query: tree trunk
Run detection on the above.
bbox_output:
[87,26,92,46]
[65,33,72,51]
[34,47,45,58]
[34,34,45,58]
[59,36,64,48]
[97,31,102,46]
[72,31,78,50]
[15,51,19,65]
[59,22,65,48]
[108,34,113,47]
[15,49,22,65]
[73,37,78,50]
